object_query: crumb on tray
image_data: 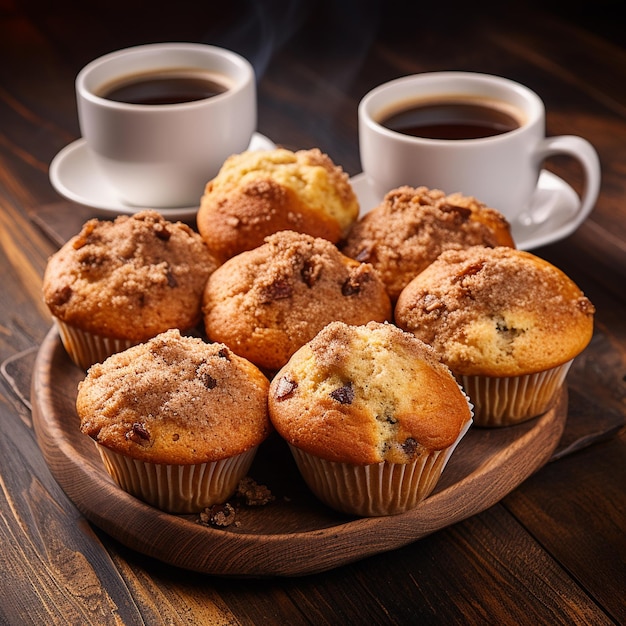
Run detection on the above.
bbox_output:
[197,477,275,528]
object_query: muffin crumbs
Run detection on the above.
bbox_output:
[197,477,275,528]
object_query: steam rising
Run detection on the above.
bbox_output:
[202,0,381,81]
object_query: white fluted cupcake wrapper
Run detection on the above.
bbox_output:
[95,443,258,514]
[289,419,472,517]
[54,317,137,370]
[459,360,572,427]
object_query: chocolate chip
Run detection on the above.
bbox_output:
[51,285,73,306]
[440,203,472,221]
[199,371,217,389]
[341,276,360,296]
[274,376,297,400]
[77,252,102,267]
[341,267,372,296]
[260,279,293,303]
[402,438,418,456]
[132,423,150,439]
[496,321,525,341]
[166,266,178,287]
[154,223,171,241]
[377,413,397,424]
[301,259,322,287]
[330,382,354,404]
[126,422,150,445]
[217,347,230,360]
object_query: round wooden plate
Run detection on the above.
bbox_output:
[31,327,568,577]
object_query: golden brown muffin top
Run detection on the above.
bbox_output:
[342,186,514,301]
[197,148,359,262]
[268,321,472,465]
[203,231,392,371]
[43,211,219,341]
[395,246,595,376]
[77,329,271,464]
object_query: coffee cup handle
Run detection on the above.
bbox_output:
[527,135,601,227]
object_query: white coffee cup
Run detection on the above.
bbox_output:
[358,72,600,230]
[76,42,256,208]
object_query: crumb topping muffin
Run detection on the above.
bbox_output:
[269,321,472,465]
[202,231,392,371]
[43,210,219,343]
[197,148,359,262]
[77,329,271,465]
[395,246,595,377]
[342,186,514,301]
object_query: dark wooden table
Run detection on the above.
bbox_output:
[1,1,624,624]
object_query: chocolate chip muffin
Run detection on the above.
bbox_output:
[43,210,219,369]
[395,246,595,426]
[268,321,473,516]
[77,329,271,513]
[196,147,359,263]
[342,186,514,301]
[202,230,392,371]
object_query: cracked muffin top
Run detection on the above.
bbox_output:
[196,148,359,263]
[394,246,595,376]
[268,321,472,465]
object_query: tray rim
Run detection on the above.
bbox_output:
[31,326,568,577]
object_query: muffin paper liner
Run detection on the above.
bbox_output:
[289,418,472,517]
[54,318,137,370]
[95,444,258,514]
[459,360,572,427]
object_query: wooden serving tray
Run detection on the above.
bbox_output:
[31,327,568,577]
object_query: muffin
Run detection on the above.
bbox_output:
[342,186,514,301]
[268,321,473,517]
[395,246,595,426]
[77,329,271,514]
[202,230,392,372]
[43,210,219,369]
[196,147,359,263]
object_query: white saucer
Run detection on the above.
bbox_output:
[49,133,277,221]
[349,171,582,250]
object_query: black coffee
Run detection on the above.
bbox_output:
[99,71,229,105]
[380,99,521,140]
